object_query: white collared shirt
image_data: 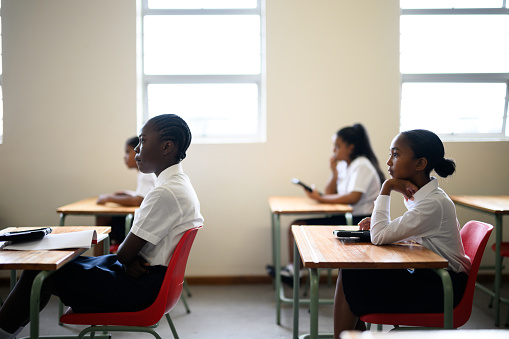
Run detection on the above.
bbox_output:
[131,163,204,266]
[134,172,156,198]
[370,178,471,274]
[336,156,381,216]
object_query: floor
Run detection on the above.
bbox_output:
[4,280,509,338]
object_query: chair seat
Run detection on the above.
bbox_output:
[491,242,509,257]
[60,307,164,327]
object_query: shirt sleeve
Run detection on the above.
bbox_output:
[346,160,376,194]
[370,195,442,245]
[131,187,182,245]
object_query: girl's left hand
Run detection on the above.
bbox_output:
[123,256,150,278]
[358,217,371,230]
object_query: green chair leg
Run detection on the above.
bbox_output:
[180,292,190,314]
[183,278,192,297]
[166,313,179,339]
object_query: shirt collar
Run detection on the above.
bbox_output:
[155,163,183,187]
[405,177,438,207]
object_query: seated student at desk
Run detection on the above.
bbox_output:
[0,114,203,339]
[333,129,471,338]
[269,124,384,284]
[96,136,156,250]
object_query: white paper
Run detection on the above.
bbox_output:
[4,230,98,251]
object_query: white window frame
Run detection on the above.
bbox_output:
[137,0,265,144]
[400,6,509,142]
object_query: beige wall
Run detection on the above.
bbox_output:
[0,0,508,278]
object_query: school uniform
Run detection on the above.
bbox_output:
[297,156,381,225]
[134,172,156,198]
[54,163,204,313]
[342,178,470,315]
[110,172,156,242]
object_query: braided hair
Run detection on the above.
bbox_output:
[337,123,385,185]
[148,114,192,162]
[401,129,455,178]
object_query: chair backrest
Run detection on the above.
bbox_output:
[156,226,201,315]
[454,220,493,325]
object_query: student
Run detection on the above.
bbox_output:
[268,123,384,284]
[333,129,471,337]
[0,114,204,339]
[96,136,156,248]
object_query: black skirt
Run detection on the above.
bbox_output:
[53,254,166,313]
[342,268,468,316]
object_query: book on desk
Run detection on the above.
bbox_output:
[1,229,100,251]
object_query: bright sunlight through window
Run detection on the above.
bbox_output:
[400,1,509,141]
[140,0,264,144]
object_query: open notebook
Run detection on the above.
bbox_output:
[3,230,99,251]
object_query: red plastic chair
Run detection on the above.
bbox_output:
[60,226,202,339]
[360,220,493,329]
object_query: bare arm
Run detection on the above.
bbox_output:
[97,193,144,206]
[324,155,339,194]
[117,232,149,278]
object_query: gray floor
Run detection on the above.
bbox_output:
[4,280,509,338]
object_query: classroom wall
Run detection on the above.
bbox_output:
[0,0,508,279]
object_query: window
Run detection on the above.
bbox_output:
[139,0,265,143]
[400,1,509,141]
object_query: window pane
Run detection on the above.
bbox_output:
[401,15,509,73]
[401,83,507,135]
[148,0,257,9]
[401,0,505,9]
[148,83,259,138]
[144,15,261,75]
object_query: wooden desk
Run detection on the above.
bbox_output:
[449,195,509,326]
[268,196,353,325]
[0,226,111,339]
[292,225,450,339]
[57,196,137,234]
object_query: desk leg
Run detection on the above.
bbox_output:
[293,241,300,339]
[434,268,453,329]
[59,213,66,226]
[124,213,133,237]
[309,268,319,339]
[29,271,53,339]
[273,213,282,325]
[494,214,503,327]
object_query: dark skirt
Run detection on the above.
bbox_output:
[52,254,166,313]
[342,268,468,316]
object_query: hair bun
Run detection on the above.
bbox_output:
[434,157,456,178]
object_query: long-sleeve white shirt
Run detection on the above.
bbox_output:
[370,177,471,274]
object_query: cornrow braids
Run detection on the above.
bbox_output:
[149,114,192,161]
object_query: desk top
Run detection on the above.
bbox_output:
[0,226,110,271]
[292,225,448,269]
[268,196,352,214]
[57,197,138,215]
[449,195,509,214]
